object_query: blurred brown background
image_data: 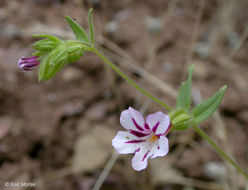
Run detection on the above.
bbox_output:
[0,0,248,189]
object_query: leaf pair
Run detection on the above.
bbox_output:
[65,8,94,45]
[176,65,226,124]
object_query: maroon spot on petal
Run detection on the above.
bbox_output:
[158,146,160,150]
[126,140,146,144]
[142,150,150,161]
[132,118,144,131]
[152,122,160,133]
[144,123,150,130]
[130,130,149,138]
[134,148,140,153]
[164,122,172,135]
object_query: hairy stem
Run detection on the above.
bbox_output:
[91,47,172,111]
[193,125,248,179]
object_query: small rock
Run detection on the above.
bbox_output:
[58,101,84,117]
[203,161,227,181]
[183,187,195,190]
[61,67,83,82]
[89,0,101,6]
[194,42,210,58]
[193,61,209,80]
[114,9,132,21]
[0,117,11,140]
[71,126,114,172]
[150,157,182,185]
[2,24,21,38]
[0,8,7,21]
[145,16,164,35]
[226,30,239,48]
[162,62,173,72]
[105,21,118,36]
[237,110,248,125]
[46,93,57,103]
[84,101,108,121]
[192,87,202,105]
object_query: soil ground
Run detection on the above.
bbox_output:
[0,0,248,189]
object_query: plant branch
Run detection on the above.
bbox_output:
[91,47,172,111]
[193,125,248,179]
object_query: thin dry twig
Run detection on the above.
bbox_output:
[100,46,177,98]
[181,0,206,80]
[229,24,248,58]
[92,152,119,190]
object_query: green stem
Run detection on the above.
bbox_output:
[193,125,248,179]
[87,45,248,179]
[91,47,172,111]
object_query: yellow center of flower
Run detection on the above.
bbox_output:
[150,134,158,141]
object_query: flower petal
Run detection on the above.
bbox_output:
[112,131,145,154]
[146,112,170,135]
[150,136,169,159]
[131,142,157,171]
[120,107,146,132]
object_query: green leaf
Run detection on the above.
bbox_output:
[192,85,227,123]
[176,65,194,111]
[65,16,89,43]
[88,8,94,45]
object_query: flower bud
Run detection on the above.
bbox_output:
[32,34,62,57]
[169,108,193,130]
[18,56,40,71]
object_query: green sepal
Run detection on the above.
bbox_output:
[65,41,86,63]
[169,108,193,131]
[38,43,68,81]
[176,65,194,111]
[32,34,62,58]
[65,16,89,43]
[38,54,50,81]
[169,108,187,121]
[48,44,68,65]
[32,34,61,42]
[33,51,48,57]
[32,39,57,51]
[192,85,227,123]
[46,57,67,81]
[172,114,192,130]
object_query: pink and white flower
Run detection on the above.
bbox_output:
[112,107,171,171]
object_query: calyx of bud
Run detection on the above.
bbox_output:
[169,108,193,131]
